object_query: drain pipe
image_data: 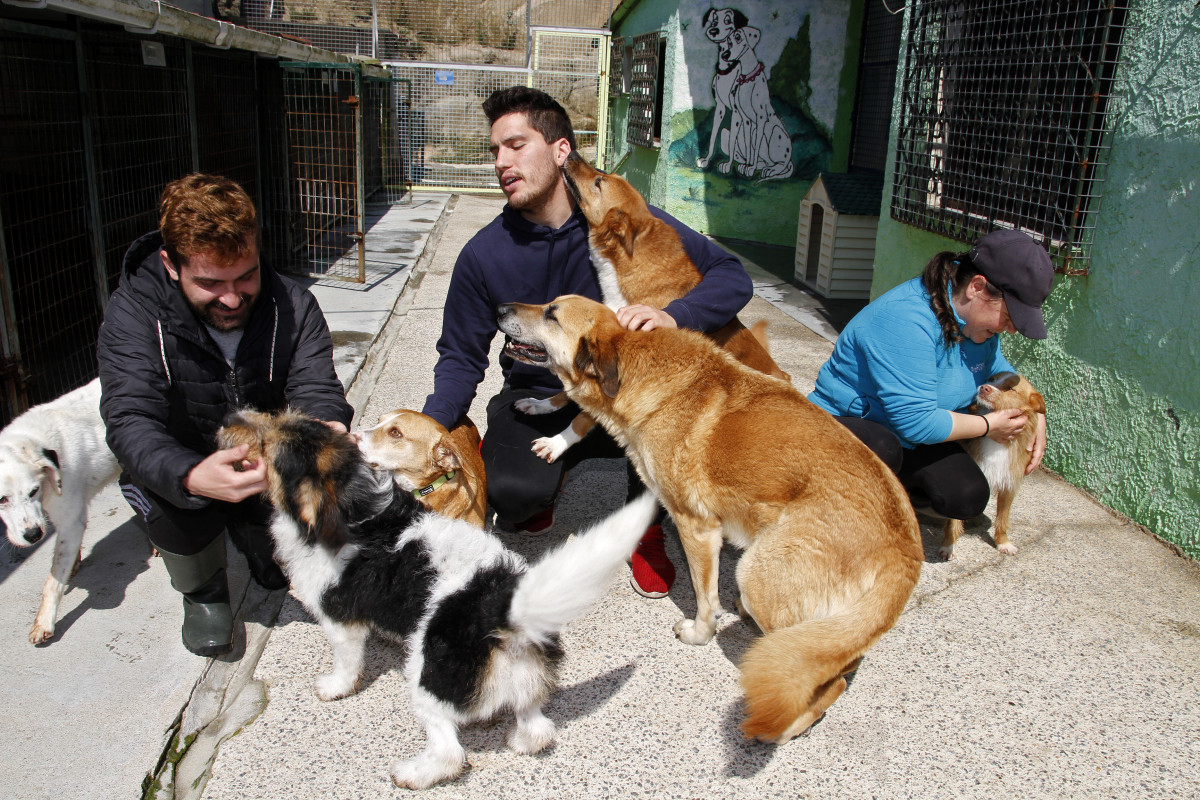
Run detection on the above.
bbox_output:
[2,0,386,71]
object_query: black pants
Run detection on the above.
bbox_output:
[120,474,274,557]
[834,417,990,520]
[483,386,646,524]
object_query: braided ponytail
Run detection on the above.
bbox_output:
[921,250,972,346]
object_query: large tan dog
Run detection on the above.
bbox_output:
[941,372,1045,559]
[515,152,788,464]
[356,411,488,529]
[497,295,923,742]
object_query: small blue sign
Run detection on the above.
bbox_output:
[434,70,455,86]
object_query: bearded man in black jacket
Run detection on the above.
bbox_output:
[98,174,352,658]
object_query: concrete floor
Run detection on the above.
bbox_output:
[2,194,1199,800]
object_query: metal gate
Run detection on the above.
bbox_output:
[269,62,412,283]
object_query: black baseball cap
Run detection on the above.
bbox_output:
[969,229,1054,339]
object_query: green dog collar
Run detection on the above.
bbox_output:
[414,470,456,499]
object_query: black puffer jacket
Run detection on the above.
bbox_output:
[98,231,353,510]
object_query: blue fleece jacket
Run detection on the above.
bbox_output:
[807,277,1015,448]
[422,204,752,429]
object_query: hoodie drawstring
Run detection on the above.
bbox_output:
[269,302,278,383]
[156,320,173,386]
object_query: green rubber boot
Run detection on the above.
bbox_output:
[158,536,234,657]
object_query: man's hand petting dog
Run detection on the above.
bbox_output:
[183,444,268,502]
[617,304,677,331]
[185,421,349,503]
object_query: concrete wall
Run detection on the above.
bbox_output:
[873,2,1200,557]
[609,0,860,246]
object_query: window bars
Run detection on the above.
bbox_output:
[626,31,663,149]
[891,0,1130,274]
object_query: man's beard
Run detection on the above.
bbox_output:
[196,293,256,332]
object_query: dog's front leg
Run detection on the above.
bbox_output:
[992,487,1018,555]
[315,620,369,700]
[531,412,596,464]
[30,517,85,645]
[672,516,724,645]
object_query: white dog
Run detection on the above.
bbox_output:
[1,378,121,644]
[696,8,794,182]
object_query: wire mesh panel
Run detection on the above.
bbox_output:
[529,0,613,29]
[531,30,606,163]
[388,63,528,190]
[0,26,99,416]
[240,0,530,65]
[891,0,1130,273]
[362,75,413,204]
[276,63,365,282]
[238,1,613,189]
[193,48,262,200]
[82,28,192,288]
[849,1,904,173]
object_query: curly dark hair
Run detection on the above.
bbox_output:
[482,86,576,150]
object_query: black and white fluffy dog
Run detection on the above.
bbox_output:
[218,408,656,790]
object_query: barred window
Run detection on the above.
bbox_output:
[626,31,664,148]
[891,1,1130,274]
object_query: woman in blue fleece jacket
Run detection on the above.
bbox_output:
[422,87,752,599]
[809,229,1053,520]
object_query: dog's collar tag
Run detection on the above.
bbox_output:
[415,470,456,499]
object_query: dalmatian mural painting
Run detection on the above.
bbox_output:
[696,7,794,182]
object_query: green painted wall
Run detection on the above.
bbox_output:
[874,3,1200,557]
[609,0,861,246]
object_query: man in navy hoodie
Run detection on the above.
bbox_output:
[422,87,753,598]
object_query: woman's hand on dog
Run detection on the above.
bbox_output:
[617,304,677,332]
[184,444,269,502]
[983,409,1028,445]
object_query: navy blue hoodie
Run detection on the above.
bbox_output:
[422,204,752,429]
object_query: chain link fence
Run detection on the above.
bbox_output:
[238,0,614,190]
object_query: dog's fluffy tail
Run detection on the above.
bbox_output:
[509,493,658,645]
[739,558,920,743]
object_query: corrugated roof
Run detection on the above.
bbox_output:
[817,172,885,216]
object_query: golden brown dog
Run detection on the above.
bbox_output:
[497,295,923,742]
[514,152,788,464]
[355,411,488,529]
[940,372,1045,559]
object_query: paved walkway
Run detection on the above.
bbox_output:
[3,195,1199,799]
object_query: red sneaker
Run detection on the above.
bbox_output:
[514,505,555,535]
[630,524,675,598]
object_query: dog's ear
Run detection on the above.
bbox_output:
[743,26,761,49]
[574,333,621,398]
[1028,390,1046,416]
[433,439,462,473]
[601,208,636,258]
[29,447,62,495]
[294,476,347,550]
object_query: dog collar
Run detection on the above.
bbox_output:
[735,62,765,87]
[414,470,456,499]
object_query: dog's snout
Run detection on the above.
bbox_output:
[22,526,43,545]
[497,303,515,320]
